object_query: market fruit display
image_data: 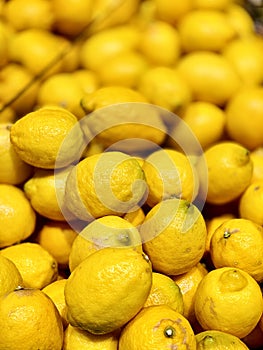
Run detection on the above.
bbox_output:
[0,0,263,349]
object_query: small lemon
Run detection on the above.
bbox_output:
[141,198,207,276]
[0,255,23,298]
[0,20,9,68]
[65,247,152,334]
[0,104,16,123]
[118,304,196,350]
[195,330,249,350]
[154,0,194,24]
[195,267,263,338]
[10,106,84,169]
[225,3,255,37]
[193,0,233,10]
[239,181,263,226]
[250,147,263,183]
[123,206,145,226]
[63,324,118,350]
[0,288,63,350]
[204,142,253,204]
[0,242,58,289]
[0,184,36,248]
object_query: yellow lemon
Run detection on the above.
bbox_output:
[0,20,9,68]
[65,151,147,221]
[177,51,240,106]
[142,148,199,207]
[0,104,16,124]
[154,0,194,24]
[194,267,263,338]
[3,0,54,31]
[225,3,255,38]
[123,206,145,226]
[144,272,184,314]
[71,69,99,95]
[0,242,58,289]
[225,87,263,150]
[37,221,77,267]
[0,288,63,350]
[141,198,207,276]
[0,255,23,298]
[178,9,236,52]
[223,36,263,86]
[138,20,181,66]
[69,215,142,271]
[239,181,263,225]
[138,66,192,112]
[250,147,263,183]
[193,0,233,9]
[172,262,208,324]
[63,324,118,350]
[195,330,249,349]
[0,184,36,248]
[204,142,253,204]
[118,304,196,350]
[210,218,263,282]
[65,247,152,334]
[10,106,84,169]
[182,101,226,150]
[42,279,68,328]
[0,123,33,184]
[80,25,140,71]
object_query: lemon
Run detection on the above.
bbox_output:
[0,20,9,68]
[69,215,142,271]
[250,147,263,183]
[193,0,233,9]
[195,267,263,338]
[0,255,23,298]
[178,10,236,52]
[195,330,249,350]
[143,148,199,207]
[204,142,253,204]
[0,123,33,184]
[10,106,84,169]
[154,0,193,24]
[177,51,240,106]
[64,151,147,221]
[141,198,207,275]
[0,184,36,248]
[63,324,118,350]
[225,87,263,150]
[225,3,255,38]
[65,247,152,334]
[118,304,196,350]
[0,288,63,350]
[123,206,145,226]
[0,242,58,289]
[0,104,16,124]
[239,181,263,226]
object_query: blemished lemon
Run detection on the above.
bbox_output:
[172,262,208,324]
[138,20,181,66]
[80,25,140,71]
[69,215,142,271]
[195,330,249,350]
[118,304,196,350]
[63,324,118,350]
[0,184,36,248]
[182,101,226,150]
[154,0,193,24]
[177,51,240,106]
[225,3,255,38]
[194,267,263,338]
[204,142,253,204]
[65,247,152,334]
[178,9,236,53]
[42,279,68,328]
[10,106,84,169]
[210,218,263,282]
[144,272,184,314]
[0,123,33,184]
[64,151,147,221]
[3,0,54,31]
[37,221,77,267]
[250,147,263,183]
[0,255,23,298]
[0,288,63,350]
[138,66,192,113]
[225,87,263,150]
[0,242,58,289]
[239,181,263,226]
[142,148,199,207]
[141,198,207,276]
[223,37,263,86]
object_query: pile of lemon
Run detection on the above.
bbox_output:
[1,0,263,349]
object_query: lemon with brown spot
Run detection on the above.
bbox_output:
[196,330,249,350]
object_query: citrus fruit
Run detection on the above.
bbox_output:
[239,181,263,225]
[0,184,36,248]
[65,247,152,334]
[0,255,23,298]
[225,3,255,38]
[141,198,207,275]
[194,267,263,338]
[118,304,196,350]
[250,147,263,183]
[0,288,63,350]
[195,330,249,349]
[154,0,193,24]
